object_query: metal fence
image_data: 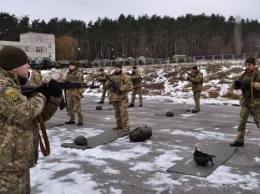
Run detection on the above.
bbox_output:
[95,52,260,67]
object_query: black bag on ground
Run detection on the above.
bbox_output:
[129,125,152,142]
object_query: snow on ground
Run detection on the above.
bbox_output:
[29,63,260,193]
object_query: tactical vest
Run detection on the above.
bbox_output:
[242,71,260,98]
[66,70,78,81]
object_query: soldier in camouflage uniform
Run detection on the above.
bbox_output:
[29,65,43,86]
[0,46,62,194]
[105,63,132,131]
[230,57,260,147]
[128,66,143,107]
[187,66,203,113]
[97,68,109,104]
[65,62,86,126]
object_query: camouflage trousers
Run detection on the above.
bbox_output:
[236,105,260,143]
[112,98,129,129]
[193,91,201,111]
[0,169,30,194]
[100,88,108,102]
[131,87,143,105]
[67,96,84,122]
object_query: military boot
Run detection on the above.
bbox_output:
[77,122,83,126]
[65,120,75,124]
[113,126,123,130]
[128,103,134,108]
[122,126,130,132]
[230,140,244,147]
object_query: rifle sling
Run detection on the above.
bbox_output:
[38,114,50,156]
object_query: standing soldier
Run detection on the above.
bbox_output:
[29,64,43,86]
[105,63,132,132]
[65,62,85,126]
[97,68,109,104]
[128,66,143,107]
[230,57,260,147]
[0,45,62,193]
[187,65,203,113]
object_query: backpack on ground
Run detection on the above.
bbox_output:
[129,125,152,142]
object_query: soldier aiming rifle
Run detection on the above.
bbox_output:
[20,81,100,110]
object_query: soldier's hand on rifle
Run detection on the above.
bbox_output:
[234,80,251,90]
[234,80,242,89]
[47,79,62,97]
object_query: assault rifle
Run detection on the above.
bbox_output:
[126,72,132,76]
[185,71,192,76]
[105,75,123,94]
[20,81,100,110]
[93,73,102,79]
[235,80,260,129]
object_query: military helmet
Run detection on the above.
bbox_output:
[166,111,174,117]
[74,135,88,146]
[193,148,215,166]
[96,105,103,110]
[140,125,152,139]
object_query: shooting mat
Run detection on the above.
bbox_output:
[61,129,129,150]
[167,144,237,177]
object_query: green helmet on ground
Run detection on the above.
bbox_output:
[74,135,88,146]
[166,111,174,117]
[193,148,215,166]
[96,105,103,110]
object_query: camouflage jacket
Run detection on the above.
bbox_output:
[29,70,43,86]
[233,68,260,106]
[105,72,132,101]
[188,71,203,92]
[0,68,61,171]
[130,71,142,89]
[65,69,86,97]
[97,72,107,85]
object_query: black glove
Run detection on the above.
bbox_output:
[235,80,251,90]
[40,85,51,101]
[47,79,62,97]
[234,80,242,89]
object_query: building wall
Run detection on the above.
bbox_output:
[0,32,56,62]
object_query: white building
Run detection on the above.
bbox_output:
[0,32,55,62]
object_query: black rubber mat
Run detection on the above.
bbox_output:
[61,130,129,150]
[167,144,237,177]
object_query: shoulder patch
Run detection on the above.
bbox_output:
[3,86,21,103]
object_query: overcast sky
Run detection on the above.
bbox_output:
[1,0,260,24]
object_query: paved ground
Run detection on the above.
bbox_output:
[32,95,260,194]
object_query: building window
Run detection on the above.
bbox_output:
[48,53,52,58]
[36,36,42,42]
[36,47,42,53]
[48,43,51,48]
[25,47,28,52]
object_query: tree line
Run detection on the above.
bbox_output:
[1,12,260,61]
